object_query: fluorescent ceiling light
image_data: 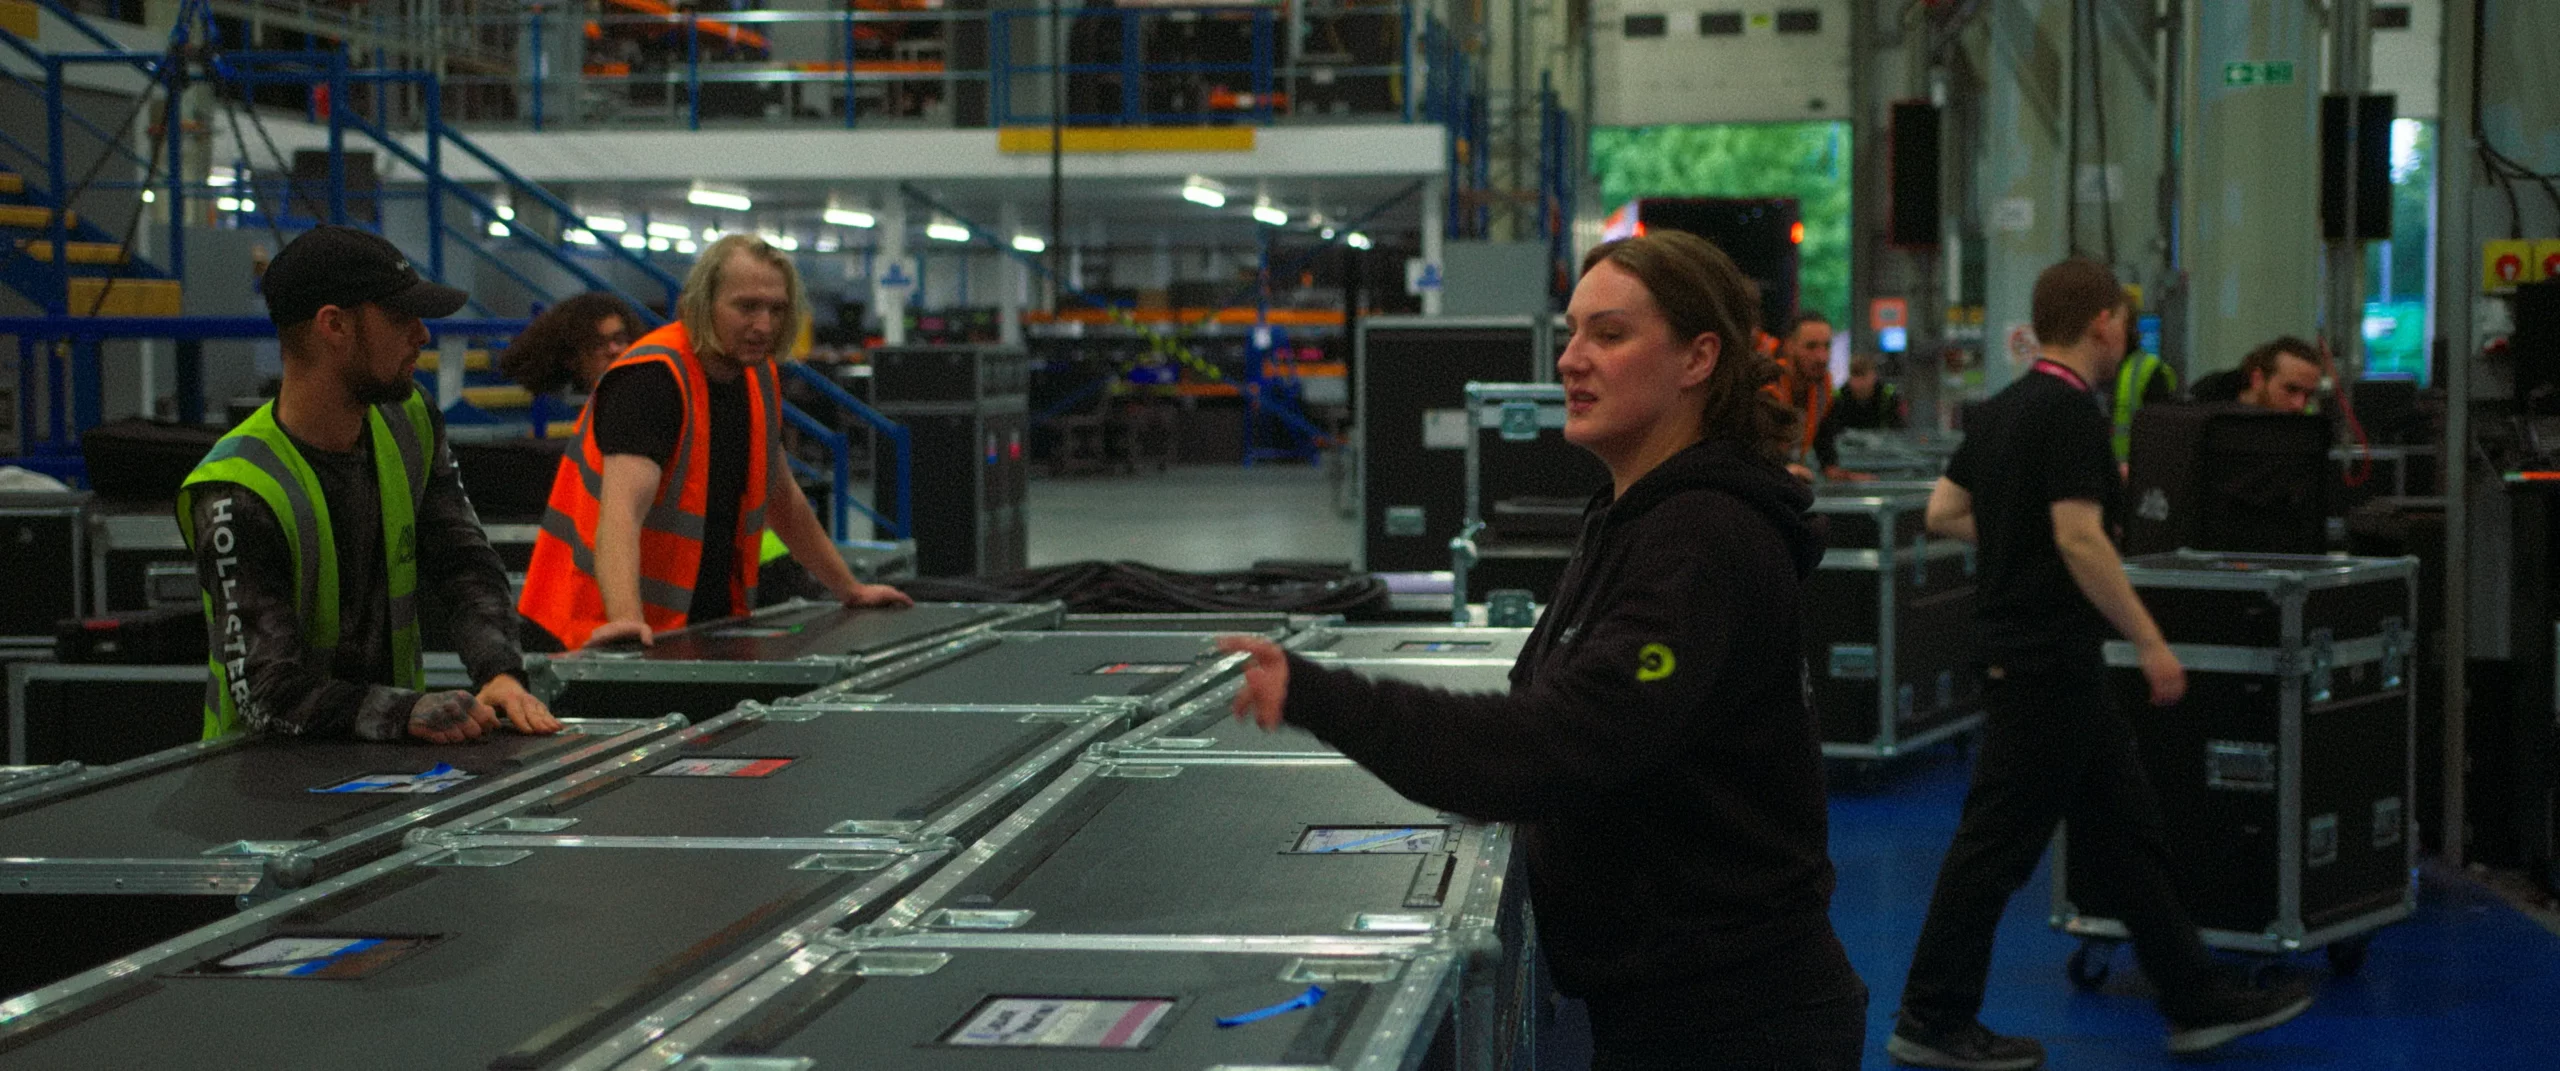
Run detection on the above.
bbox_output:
[814,235,842,253]
[646,221,693,240]
[216,197,241,212]
[926,219,970,243]
[620,233,647,250]
[240,199,255,212]
[677,239,699,255]
[1319,226,1336,240]
[687,187,752,212]
[1011,234,1046,254]
[494,204,516,222]
[585,215,627,233]
[565,229,599,246]
[1251,201,1288,226]
[648,237,672,252]
[823,207,876,229]
[140,189,155,203]
[1180,176,1226,208]
[207,170,234,187]
[487,221,511,237]
[1345,231,1373,249]
[759,231,800,252]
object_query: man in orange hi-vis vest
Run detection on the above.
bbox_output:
[519,235,910,650]
[1761,311,1834,482]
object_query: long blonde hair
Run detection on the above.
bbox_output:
[677,234,808,363]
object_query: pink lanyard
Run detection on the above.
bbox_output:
[2032,359,2091,393]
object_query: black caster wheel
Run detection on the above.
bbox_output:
[2326,936,2371,977]
[2067,941,2114,991]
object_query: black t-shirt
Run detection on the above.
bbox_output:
[1945,364,2122,664]
[591,362,749,623]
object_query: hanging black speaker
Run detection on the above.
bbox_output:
[1888,99,1943,249]
[2320,93,2395,241]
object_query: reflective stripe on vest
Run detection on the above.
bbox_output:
[519,321,778,648]
[2111,352,2176,462]
[177,392,432,739]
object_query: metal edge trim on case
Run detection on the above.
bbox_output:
[414,833,931,853]
[845,602,1040,668]
[2121,553,2417,592]
[562,849,953,1071]
[1112,678,1245,747]
[594,942,843,1071]
[862,756,1111,935]
[2278,594,2306,951]
[0,856,269,896]
[784,631,1004,704]
[1350,949,1460,1071]
[295,715,687,877]
[0,731,247,811]
[0,843,446,1030]
[848,932,1437,955]
[913,710,1130,842]
[2100,638,2408,676]
[440,708,754,833]
[0,761,79,794]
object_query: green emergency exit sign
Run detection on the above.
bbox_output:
[2223,61,2296,87]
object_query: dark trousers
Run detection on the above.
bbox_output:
[1899,653,2216,1027]
[1583,931,1868,1071]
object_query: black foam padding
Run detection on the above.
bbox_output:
[720,948,1429,1068]
[646,603,1003,663]
[549,711,1069,839]
[948,763,1450,935]
[0,848,858,1071]
[0,733,586,860]
[880,634,1221,706]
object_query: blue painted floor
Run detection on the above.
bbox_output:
[1542,745,2560,1069]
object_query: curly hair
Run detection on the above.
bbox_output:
[1578,231,1796,469]
[501,292,639,394]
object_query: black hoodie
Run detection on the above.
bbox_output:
[1284,437,1844,1001]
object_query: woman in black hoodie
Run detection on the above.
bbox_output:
[1219,230,1864,1070]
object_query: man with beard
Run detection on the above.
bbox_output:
[181,226,558,742]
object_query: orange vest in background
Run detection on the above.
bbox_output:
[519,321,780,648]
[1764,364,1831,460]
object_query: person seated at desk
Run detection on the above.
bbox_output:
[1813,355,1909,482]
[180,226,560,744]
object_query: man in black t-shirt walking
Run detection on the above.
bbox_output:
[1885,260,2315,1070]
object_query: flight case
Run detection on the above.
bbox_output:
[788,628,1262,720]
[2051,551,2418,978]
[1806,488,1983,761]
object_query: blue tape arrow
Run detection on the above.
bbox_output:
[1215,985,1326,1028]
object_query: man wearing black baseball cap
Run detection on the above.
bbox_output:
[175,225,561,743]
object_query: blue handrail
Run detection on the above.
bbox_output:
[780,361,911,542]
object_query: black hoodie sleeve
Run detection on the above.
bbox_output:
[1281,493,1783,822]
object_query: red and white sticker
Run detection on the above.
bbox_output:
[648,757,796,778]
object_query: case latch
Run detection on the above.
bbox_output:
[2378,616,2409,690]
[2304,628,2336,704]
[1829,644,1879,680]
[2204,740,2277,792]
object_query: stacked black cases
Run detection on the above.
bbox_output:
[1805,490,1982,760]
[869,346,1031,577]
[0,717,674,998]
[86,508,192,615]
[1356,317,1543,573]
[1458,384,1610,604]
[2053,552,2417,968]
[799,629,1251,720]
[0,836,947,1070]
[530,600,1047,718]
[0,492,89,646]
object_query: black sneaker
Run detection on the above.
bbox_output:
[2164,974,2316,1055]
[1886,1012,2047,1070]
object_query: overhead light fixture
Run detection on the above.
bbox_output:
[217,196,241,212]
[585,215,627,234]
[1319,226,1336,240]
[494,204,516,222]
[648,237,672,252]
[926,218,970,243]
[814,235,841,253]
[240,199,255,213]
[620,233,647,250]
[1011,234,1046,254]
[1252,201,1288,226]
[677,239,699,255]
[207,170,235,188]
[823,207,876,229]
[565,229,600,246]
[487,220,511,237]
[646,221,693,241]
[1180,175,1226,208]
[758,231,800,252]
[1345,231,1373,250]
[687,185,752,212]
[140,189,155,204]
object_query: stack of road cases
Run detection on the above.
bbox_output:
[443,698,1134,848]
[0,715,676,998]
[2052,551,2418,976]
[1806,488,1983,762]
[0,831,949,1070]
[529,600,1057,717]
[790,626,1264,718]
[1448,383,1611,612]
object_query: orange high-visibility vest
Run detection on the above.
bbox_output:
[1763,365,1831,461]
[519,322,781,648]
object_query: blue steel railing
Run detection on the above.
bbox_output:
[780,362,913,542]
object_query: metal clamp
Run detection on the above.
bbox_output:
[2305,628,2336,704]
[2378,616,2409,690]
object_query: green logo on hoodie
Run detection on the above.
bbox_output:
[1637,643,1676,682]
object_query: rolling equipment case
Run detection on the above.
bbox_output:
[1806,489,1983,761]
[2051,551,2418,979]
[788,627,1260,719]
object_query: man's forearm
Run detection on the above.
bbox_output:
[2057,532,2168,649]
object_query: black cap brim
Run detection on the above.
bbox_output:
[378,278,471,320]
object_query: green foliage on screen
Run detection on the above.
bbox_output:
[1588,121,1852,332]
